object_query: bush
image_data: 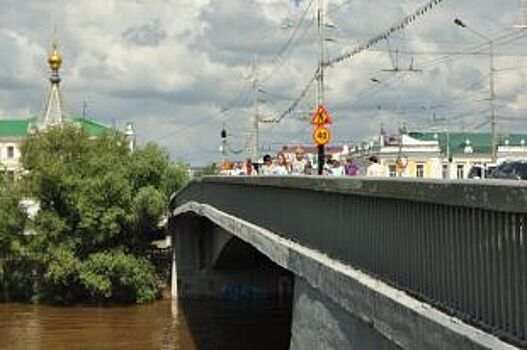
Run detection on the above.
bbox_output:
[79,250,160,304]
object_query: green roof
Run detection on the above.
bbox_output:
[74,118,112,136]
[0,119,31,137]
[0,117,112,138]
[409,132,527,155]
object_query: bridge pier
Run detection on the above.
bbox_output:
[290,277,398,350]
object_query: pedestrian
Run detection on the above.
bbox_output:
[282,146,295,165]
[243,158,257,176]
[332,159,345,176]
[291,147,308,175]
[260,154,275,175]
[273,152,290,175]
[323,157,334,176]
[395,156,407,177]
[231,162,244,176]
[344,156,359,176]
[366,156,385,177]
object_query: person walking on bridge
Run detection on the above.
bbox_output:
[366,156,385,177]
[273,152,290,175]
[291,147,308,175]
[261,154,275,176]
[345,157,359,176]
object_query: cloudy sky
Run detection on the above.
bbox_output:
[0,0,526,164]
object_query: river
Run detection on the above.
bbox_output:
[0,298,292,349]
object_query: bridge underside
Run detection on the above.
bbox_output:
[171,212,400,350]
[171,201,516,350]
[172,214,294,300]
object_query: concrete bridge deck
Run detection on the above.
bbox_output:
[169,176,527,349]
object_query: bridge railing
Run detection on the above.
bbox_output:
[170,176,527,347]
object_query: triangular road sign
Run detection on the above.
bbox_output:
[310,105,333,125]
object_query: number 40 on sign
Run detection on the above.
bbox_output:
[313,125,331,146]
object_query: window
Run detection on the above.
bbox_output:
[416,164,424,178]
[442,164,449,179]
[388,164,396,177]
[457,164,465,179]
[6,146,14,159]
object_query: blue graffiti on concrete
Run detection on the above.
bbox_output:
[221,284,266,300]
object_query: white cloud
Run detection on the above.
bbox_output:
[0,0,526,164]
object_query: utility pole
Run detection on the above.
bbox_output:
[454,18,498,162]
[251,56,260,162]
[489,42,497,162]
[316,0,325,175]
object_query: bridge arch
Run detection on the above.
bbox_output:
[171,207,403,350]
[170,177,524,350]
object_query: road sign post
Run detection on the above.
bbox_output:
[311,105,332,175]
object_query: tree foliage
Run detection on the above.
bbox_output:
[1,125,188,304]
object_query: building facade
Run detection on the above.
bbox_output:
[368,130,527,179]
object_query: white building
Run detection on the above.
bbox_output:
[365,129,527,179]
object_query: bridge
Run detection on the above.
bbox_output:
[169,176,527,349]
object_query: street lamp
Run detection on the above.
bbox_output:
[453,17,498,162]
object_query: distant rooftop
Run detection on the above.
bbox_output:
[0,117,112,139]
[409,132,527,155]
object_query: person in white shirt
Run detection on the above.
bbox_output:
[242,158,257,176]
[291,147,308,175]
[230,162,244,176]
[332,160,345,176]
[273,152,290,175]
[260,154,275,175]
[366,156,386,177]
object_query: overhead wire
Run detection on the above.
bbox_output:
[324,0,446,67]
[268,0,315,66]
[337,30,527,118]
[261,17,316,84]
[272,0,446,123]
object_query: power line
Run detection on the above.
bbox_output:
[326,0,353,16]
[270,0,314,65]
[324,0,446,67]
[261,73,317,123]
[272,0,446,123]
[261,18,315,84]
[339,31,527,115]
[414,30,527,71]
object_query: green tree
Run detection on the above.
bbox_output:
[0,179,27,301]
[0,124,189,304]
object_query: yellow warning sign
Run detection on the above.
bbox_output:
[310,105,333,125]
[312,126,331,146]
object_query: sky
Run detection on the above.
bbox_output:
[0,0,526,165]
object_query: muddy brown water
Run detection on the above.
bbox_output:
[0,299,292,350]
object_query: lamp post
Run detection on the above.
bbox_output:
[454,18,498,162]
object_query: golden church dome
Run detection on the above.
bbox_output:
[48,44,62,71]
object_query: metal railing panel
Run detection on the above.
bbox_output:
[170,177,527,347]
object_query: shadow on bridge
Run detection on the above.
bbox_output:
[172,215,294,349]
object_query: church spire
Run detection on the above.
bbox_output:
[39,34,69,130]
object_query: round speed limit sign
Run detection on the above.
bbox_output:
[312,126,331,146]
